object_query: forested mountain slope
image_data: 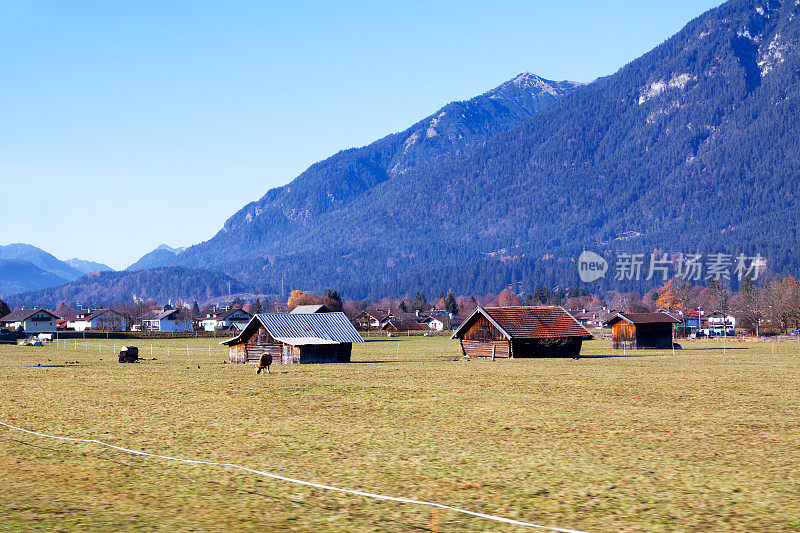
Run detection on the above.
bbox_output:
[176,0,800,298]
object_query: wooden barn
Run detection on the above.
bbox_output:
[222,312,363,365]
[451,306,591,359]
[604,312,679,350]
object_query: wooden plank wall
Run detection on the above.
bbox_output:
[611,322,637,350]
[461,316,506,342]
[460,340,511,358]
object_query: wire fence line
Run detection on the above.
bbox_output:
[49,339,229,358]
[0,420,588,532]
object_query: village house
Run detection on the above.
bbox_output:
[705,311,737,335]
[353,308,392,330]
[604,312,679,350]
[381,313,428,332]
[0,308,60,333]
[567,308,617,329]
[140,309,190,332]
[451,306,591,358]
[66,308,127,332]
[197,307,252,331]
[223,312,363,364]
[416,311,457,331]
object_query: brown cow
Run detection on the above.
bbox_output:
[256,353,272,374]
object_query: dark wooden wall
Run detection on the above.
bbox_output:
[635,323,673,349]
[511,337,583,358]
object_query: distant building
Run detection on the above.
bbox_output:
[706,312,736,335]
[222,312,363,364]
[353,308,392,330]
[417,312,453,331]
[382,314,428,332]
[0,308,60,333]
[66,309,127,331]
[197,308,252,331]
[567,308,617,329]
[141,309,190,332]
[451,306,591,358]
[604,312,679,350]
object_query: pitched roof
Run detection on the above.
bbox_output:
[359,308,390,321]
[222,312,363,347]
[290,304,329,314]
[68,308,122,321]
[1,308,59,322]
[200,308,251,320]
[143,309,180,321]
[452,306,591,340]
[604,312,680,326]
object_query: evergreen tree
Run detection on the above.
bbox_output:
[532,285,549,304]
[251,298,262,314]
[443,289,458,315]
[0,299,10,318]
[191,301,200,316]
[553,287,566,305]
[411,292,428,313]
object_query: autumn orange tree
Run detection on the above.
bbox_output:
[490,289,522,307]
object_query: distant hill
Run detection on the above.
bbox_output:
[126,244,186,271]
[176,72,580,269]
[0,260,71,297]
[65,258,115,274]
[8,267,253,308]
[0,243,82,281]
[171,0,800,298]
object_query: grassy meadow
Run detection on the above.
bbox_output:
[1,334,799,531]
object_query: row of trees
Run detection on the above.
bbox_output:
[8,272,800,336]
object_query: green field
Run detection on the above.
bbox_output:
[1,336,799,531]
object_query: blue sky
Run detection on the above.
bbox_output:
[0,0,724,269]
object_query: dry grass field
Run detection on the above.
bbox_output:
[1,335,798,531]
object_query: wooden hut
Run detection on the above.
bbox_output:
[604,312,679,350]
[451,306,591,359]
[222,312,363,365]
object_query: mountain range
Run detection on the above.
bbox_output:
[7,0,800,306]
[126,244,186,272]
[171,0,800,298]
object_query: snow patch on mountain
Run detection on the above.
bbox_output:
[638,73,695,105]
[759,33,791,75]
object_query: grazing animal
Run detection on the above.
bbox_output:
[257,353,272,374]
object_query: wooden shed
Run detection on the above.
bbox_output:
[222,312,363,365]
[604,312,679,350]
[451,306,591,359]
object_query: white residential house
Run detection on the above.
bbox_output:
[141,309,190,332]
[0,308,60,332]
[418,313,452,331]
[706,312,736,335]
[67,309,127,331]
[198,308,252,331]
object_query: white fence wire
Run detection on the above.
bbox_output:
[0,420,587,533]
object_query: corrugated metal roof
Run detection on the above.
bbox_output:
[256,312,363,344]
